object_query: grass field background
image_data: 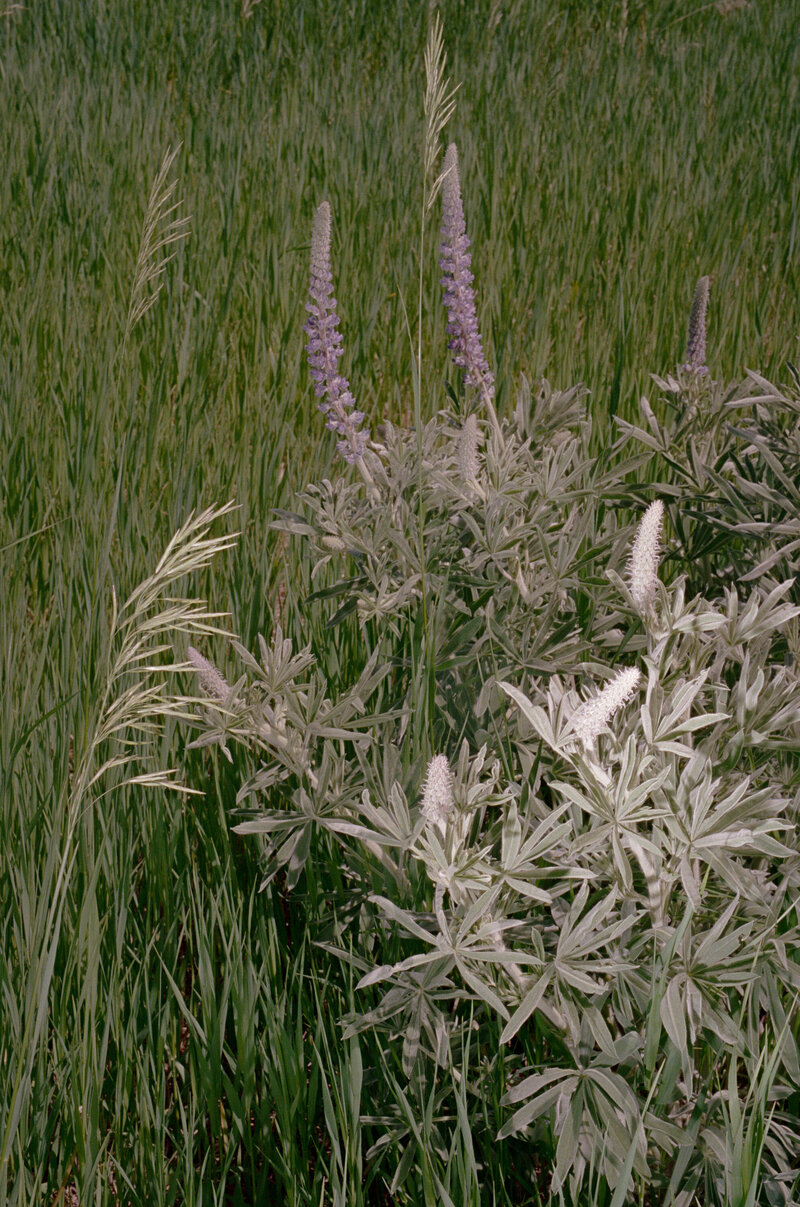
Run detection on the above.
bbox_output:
[1,0,799,1202]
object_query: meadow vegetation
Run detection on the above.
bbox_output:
[2,1,800,1203]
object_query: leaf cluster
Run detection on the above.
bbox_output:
[184,372,800,1204]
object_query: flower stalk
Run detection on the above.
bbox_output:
[458,412,481,489]
[629,499,664,619]
[421,754,455,832]
[188,645,230,700]
[439,143,500,438]
[682,275,710,374]
[304,201,371,470]
[570,667,641,750]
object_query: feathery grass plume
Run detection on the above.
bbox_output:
[0,502,236,1177]
[569,666,641,749]
[423,12,459,213]
[70,501,238,802]
[188,645,230,700]
[682,275,710,374]
[304,201,369,464]
[629,499,664,617]
[439,143,498,431]
[126,143,190,338]
[421,754,455,830]
[458,412,481,485]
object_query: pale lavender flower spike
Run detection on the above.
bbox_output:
[458,412,480,484]
[682,275,710,375]
[188,645,229,701]
[440,143,495,405]
[304,201,369,463]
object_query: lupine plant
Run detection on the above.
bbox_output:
[184,408,800,1202]
[176,23,800,1207]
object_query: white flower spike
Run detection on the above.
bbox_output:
[420,754,455,831]
[458,412,480,485]
[629,499,664,617]
[570,667,641,749]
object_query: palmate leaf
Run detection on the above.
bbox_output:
[552,883,638,987]
[499,1068,579,1137]
[500,1059,648,1188]
[359,886,548,1028]
[656,905,769,1082]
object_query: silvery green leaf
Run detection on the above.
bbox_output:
[368,895,438,944]
[498,1078,578,1140]
[455,885,502,943]
[501,1065,576,1109]
[660,975,689,1068]
[357,963,400,990]
[502,876,552,904]
[454,959,509,1019]
[270,508,319,536]
[498,681,560,750]
[501,799,522,866]
[672,611,726,634]
[499,972,553,1043]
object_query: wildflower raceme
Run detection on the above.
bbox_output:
[304,201,369,463]
[682,275,710,374]
[439,143,495,410]
[628,499,664,618]
[420,754,455,830]
[188,645,230,700]
[458,411,480,486]
[570,666,641,749]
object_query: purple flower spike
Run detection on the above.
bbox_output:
[439,143,494,404]
[304,201,369,464]
[681,275,710,375]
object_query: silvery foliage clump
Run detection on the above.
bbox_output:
[180,148,800,1207]
[186,402,800,1202]
[617,279,800,602]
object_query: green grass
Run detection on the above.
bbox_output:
[1,0,799,1201]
